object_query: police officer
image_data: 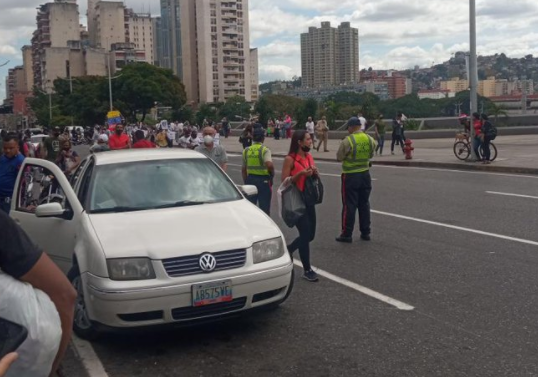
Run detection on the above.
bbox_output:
[241,127,274,215]
[336,117,377,243]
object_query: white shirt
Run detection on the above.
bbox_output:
[306,121,315,134]
[178,136,190,148]
[358,116,367,131]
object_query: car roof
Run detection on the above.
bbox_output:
[92,149,207,166]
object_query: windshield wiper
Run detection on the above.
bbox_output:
[91,206,149,214]
[152,200,206,209]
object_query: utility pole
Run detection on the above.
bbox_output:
[469,0,478,160]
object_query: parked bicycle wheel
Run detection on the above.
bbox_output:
[480,142,498,162]
[453,141,470,161]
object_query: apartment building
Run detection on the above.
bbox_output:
[92,1,129,51]
[127,10,154,65]
[360,71,411,99]
[31,1,80,88]
[21,46,34,92]
[4,67,25,106]
[301,21,359,88]
[250,48,259,101]
[161,0,255,104]
[152,16,163,66]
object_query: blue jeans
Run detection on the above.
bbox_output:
[473,137,482,160]
[376,135,385,154]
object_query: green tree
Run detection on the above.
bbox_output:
[295,98,318,128]
[487,102,508,123]
[218,96,251,121]
[253,95,272,125]
[195,104,218,125]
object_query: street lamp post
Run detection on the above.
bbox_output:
[107,50,113,111]
[469,0,478,160]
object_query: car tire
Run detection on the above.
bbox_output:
[68,266,100,341]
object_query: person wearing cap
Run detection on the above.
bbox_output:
[42,127,62,162]
[336,117,377,243]
[90,134,110,154]
[241,127,275,215]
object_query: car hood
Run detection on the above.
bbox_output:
[88,199,282,259]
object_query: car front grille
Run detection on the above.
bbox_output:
[162,249,247,277]
[171,297,247,320]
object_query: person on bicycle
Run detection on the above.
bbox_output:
[480,114,494,164]
[458,114,470,134]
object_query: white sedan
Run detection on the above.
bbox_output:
[10,149,293,339]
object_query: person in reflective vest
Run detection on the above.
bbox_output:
[241,127,275,215]
[336,117,377,243]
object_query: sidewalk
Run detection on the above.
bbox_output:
[220,134,538,175]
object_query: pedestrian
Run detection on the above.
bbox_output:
[357,111,367,131]
[281,130,319,282]
[239,124,253,149]
[222,117,230,138]
[391,113,405,155]
[42,126,62,162]
[133,130,157,149]
[155,129,168,148]
[0,134,25,214]
[56,139,81,179]
[241,127,275,215]
[274,118,281,140]
[480,113,494,164]
[374,114,386,156]
[109,124,131,150]
[285,114,292,139]
[0,129,6,151]
[188,130,200,149]
[306,116,315,141]
[336,117,376,243]
[315,116,329,152]
[195,127,228,172]
[178,130,190,149]
[472,112,482,161]
[90,134,110,153]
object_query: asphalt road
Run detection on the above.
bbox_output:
[65,148,538,376]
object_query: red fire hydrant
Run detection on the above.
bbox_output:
[403,139,414,160]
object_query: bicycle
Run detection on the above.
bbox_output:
[453,132,497,162]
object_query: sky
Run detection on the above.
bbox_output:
[2,0,538,101]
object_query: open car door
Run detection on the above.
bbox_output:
[10,158,83,273]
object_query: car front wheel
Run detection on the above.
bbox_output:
[68,266,100,340]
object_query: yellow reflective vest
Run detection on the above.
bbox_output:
[342,133,375,174]
[243,143,270,176]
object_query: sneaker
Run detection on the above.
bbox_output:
[360,234,371,241]
[336,235,353,243]
[303,269,319,282]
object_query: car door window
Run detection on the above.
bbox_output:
[77,162,94,208]
[70,158,89,189]
[16,164,68,213]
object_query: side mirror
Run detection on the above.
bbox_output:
[239,185,258,198]
[35,203,67,219]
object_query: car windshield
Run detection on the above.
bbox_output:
[88,158,242,213]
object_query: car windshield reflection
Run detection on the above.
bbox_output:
[88,159,242,214]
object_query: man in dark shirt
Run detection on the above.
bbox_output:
[42,127,61,162]
[0,211,76,376]
[0,134,25,214]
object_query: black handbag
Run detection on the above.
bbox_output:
[295,156,324,206]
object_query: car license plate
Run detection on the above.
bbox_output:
[192,280,233,307]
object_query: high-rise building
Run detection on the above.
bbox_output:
[152,16,163,66]
[161,0,253,104]
[31,1,80,89]
[301,21,359,88]
[127,10,154,65]
[92,1,128,51]
[250,48,259,101]
[4,67,25,106]
[21,46,34,92]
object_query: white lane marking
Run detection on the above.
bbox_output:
[71,335,109,377]
[372,210,538,247]
[373,165,538,179]
[227,164,377,180]
[293,260,414,311]
[486,191,538,200]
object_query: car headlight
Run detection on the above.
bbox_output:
[252,238,285,264]
[107,258,156,281]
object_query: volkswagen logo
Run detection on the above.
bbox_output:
[199,253,217,272]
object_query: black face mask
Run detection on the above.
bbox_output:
[301,145,311,153]
[116,130,123,135]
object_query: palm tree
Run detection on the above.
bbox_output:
[487,103,508,123]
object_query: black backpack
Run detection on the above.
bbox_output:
[484,121,497,140]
